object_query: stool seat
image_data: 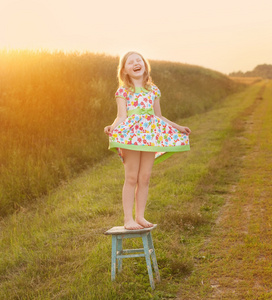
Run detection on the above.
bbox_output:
[104,224,157,235]
[104,224,160,289]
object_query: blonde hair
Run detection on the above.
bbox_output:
[117,51,153,91]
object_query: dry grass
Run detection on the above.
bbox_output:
[229,76,262,85]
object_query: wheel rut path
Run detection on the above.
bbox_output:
[177,81,272,299]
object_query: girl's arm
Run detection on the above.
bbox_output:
[104,97,127,135]
[153,98,191,135]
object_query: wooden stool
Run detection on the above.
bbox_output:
[104,224,160,289]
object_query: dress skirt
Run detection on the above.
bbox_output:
[108,85,190,164]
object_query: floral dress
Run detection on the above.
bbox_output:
[109,85,190,164]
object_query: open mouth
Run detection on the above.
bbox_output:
[133,66,141,72]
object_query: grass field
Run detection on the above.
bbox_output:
[0,50,242,216]
[0,80,266,299]
[229,76,263,85]
[177,80,272,299]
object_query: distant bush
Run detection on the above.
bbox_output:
[229,64,272,79]
[0,50,243,216]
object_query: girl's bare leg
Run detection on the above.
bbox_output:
[135,151,155,228]
[122,149,143,230]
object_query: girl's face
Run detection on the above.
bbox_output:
[123,53,146,81]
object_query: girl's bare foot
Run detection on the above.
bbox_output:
[124,220,144,230]
[136,217,153,228]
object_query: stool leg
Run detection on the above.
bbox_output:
[117,236,123,273]
[111,235,117,281]
[147,232,160,282]
[142,234,155,290]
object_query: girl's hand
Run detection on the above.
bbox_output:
[178,126,191,135]
[104,125,112,135]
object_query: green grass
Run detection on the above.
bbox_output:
[0,50,243,216]
[0,82,263,299]
[177,81,272,299]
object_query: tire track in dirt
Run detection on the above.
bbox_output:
[177,81,272,299]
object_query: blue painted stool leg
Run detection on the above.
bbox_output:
[111,235,117,281]
[142,233,155,290]
[147,232,160,282]
[117,236,123,273]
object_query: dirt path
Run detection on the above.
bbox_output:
[177,81,272,299]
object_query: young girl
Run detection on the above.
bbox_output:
[104,51,191,230]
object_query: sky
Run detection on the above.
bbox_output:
[1,0,272,74]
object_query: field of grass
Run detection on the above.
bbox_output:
[177,80,272,299]
[229,76,263,85]
[0,50,242,216]
[0,81,264,299]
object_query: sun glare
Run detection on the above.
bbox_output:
[1,0,272,73]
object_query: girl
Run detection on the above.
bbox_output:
[104,51,191,230]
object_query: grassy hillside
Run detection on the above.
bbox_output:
[0,50,242,216]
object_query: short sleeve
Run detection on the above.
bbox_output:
[153,85,161,99]
[115,86,129,100]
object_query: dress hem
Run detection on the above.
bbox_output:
[109,142,190,153]
[109,143,190,164]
